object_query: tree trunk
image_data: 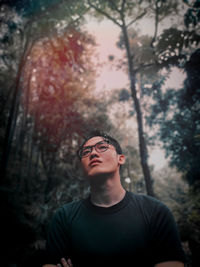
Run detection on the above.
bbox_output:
[0,38,33,184]
[121,23,155,197]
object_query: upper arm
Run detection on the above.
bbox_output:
[46,208,71,264]
[149,202,187,265]
[155,261,184,267]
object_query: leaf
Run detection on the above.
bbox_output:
[119,88,131,102]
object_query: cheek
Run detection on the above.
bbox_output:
[81,160,89,172]
[104,151,119,165]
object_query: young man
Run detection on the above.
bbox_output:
[43,131,186,267]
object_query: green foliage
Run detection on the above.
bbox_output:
[0,5,24,72]
[147,49,200,187]
[187,186,200,243]
[119,88,131,102]
[0,2,118,265]
[184,0,200,28]
[121,144,145,193]
[154,167,200,264]
[176,186,200,266]
[117,28,158,72]
[1,0,200,265]
[153,167,189,222]
[87,0,149,26]
[156,28,200,68]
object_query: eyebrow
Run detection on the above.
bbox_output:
[83,140,105,148]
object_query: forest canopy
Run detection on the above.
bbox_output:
[0,0,199,266]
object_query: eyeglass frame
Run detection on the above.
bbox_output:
[77,139,111,159]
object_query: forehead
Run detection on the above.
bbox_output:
[84,136,105,147]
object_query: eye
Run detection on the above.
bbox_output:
[99,145,107,149]
[81,148,91,156]
[98,143,109,150]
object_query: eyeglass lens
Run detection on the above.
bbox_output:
[80,140,109,158]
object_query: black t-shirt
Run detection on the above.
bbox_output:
[46,191,186,266]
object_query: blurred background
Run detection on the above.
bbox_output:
[0,0,199,266]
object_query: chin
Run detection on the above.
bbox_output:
[86,171,103,179]
[86,170,112,180]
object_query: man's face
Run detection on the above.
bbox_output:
[80,136,125,179]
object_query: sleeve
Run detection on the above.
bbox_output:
[45,207,72,265]
[149,202,187,265]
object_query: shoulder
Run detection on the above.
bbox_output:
[127,192,172,224]
[128,192,166,210]
[51,199,83,225]
[128,192,160,204]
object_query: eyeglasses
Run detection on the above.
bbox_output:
[78,140,110,159]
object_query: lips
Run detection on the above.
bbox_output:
[89,160,102,166]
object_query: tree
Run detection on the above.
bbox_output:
[0,9,117,265]
[147,48,200,189]
[144,45,200,263]
[0,3,116,265]
[153,164,200,266]
[102,89,143,192]
[0,0,90,183]
[18,28,96,199]
[0,4,33,184]
[22,28,95,148]
[86,0,152,195]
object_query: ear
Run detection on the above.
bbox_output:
[118,154,125,166]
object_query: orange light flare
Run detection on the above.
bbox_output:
[21,28,96,151]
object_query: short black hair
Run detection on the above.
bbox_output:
[77,130,123,160]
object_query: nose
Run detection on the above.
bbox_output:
[89,146,99,159]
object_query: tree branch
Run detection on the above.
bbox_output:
[87,0,122,27]
[183,0,199,10]
[134,63,156,73]
[109,0,121,13]
[151,0,159,48]
[126,10,147,28]
[120,0,126,16]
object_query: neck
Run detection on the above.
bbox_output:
[89,173,126,207]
